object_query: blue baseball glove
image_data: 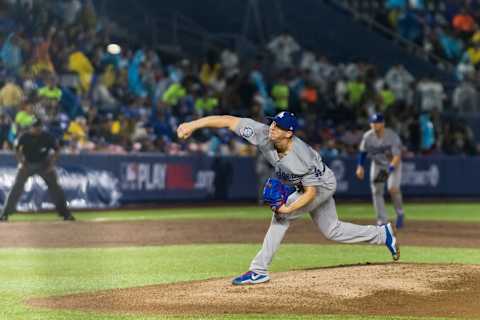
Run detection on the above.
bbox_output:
[262,178,296,211]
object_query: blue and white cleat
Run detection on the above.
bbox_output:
[384,223,400,261]
[232,271,270,285]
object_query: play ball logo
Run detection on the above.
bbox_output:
[241,126,254,138]
[402,163,440,187]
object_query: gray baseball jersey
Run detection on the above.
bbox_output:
[235,118,387,275]
[235,118,336,191]
[359,128,402,167]
[360,128,403,224]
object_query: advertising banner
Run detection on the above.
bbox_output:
[0,153,478,211]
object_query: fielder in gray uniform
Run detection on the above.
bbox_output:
[177,112,399,285]
[356,113,405,228]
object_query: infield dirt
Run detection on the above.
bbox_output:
[0,218,478,248]
[6,218,479,318]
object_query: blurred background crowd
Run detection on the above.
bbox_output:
[0,0,478,158]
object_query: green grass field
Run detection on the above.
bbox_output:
[8,202,480,222]
[1,202,479,320]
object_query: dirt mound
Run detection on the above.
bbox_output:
[28,263,480,318]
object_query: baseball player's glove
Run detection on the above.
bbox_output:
[373,169,389,183]
[262,178,296,211]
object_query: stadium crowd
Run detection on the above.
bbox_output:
[0,0,478,158]
[354,0,480,80]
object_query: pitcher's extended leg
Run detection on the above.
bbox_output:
[311,196,385,244]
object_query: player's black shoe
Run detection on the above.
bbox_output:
[63,214,76,221]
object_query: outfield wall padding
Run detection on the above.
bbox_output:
[0,153,478,210]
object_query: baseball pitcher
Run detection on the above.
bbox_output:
[356,113,405,228]
[177,112,400,285]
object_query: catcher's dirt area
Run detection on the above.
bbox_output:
[2,218,478,317]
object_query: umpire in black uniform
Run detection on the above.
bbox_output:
[0,119,75,221]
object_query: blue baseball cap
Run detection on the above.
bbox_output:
[369,113,385,123]
[267,111,298,132]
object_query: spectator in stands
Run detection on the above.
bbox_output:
[271,74,290,112]
[452,78,479,113]
[12,101,35,143]
[397,7,423,44]
[68,49,94,93]
[335,75,348,107]
[200,49,221,87]
[299,80,318,111]
[267,30,300,70]
[63,116,94,153]
[416,76,446,112]
[0,77,23,116]
[162,81,187,107]
[378,83,396,112]
[311,55,337,94]
[300,50,316,72]
[37,74,62,117]
[30,28,56,76]
[384,64,414,105]
[92,79,117,111]
[22,72,38,97]
[128,49,147,98]
[464,40,480,66]
[455,59,475,80]
[419,113,435,154]
[220,45,239,81]
[209,68,226,95]
[346,75,366,108]
[195,88,219,117]
[452,7,476,41]
[0,0,477,157]
[249,68,274,115]
[0,33,23,75]
[437,28,464,61]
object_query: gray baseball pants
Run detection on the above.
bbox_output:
[370,162,403,224]
[249,182,386,275]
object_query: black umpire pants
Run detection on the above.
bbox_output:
[1,161,71,217]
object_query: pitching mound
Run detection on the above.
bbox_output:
[28,263,480,317]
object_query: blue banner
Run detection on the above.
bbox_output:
[0,153,257,210]
[0,153,479,211]
[325,156,480,197]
